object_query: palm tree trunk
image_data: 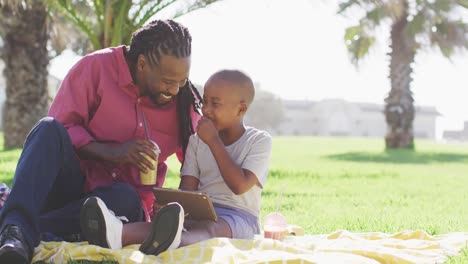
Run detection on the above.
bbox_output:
[385,10,416,149]
[0,1,49,149]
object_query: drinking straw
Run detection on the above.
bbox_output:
[142,112,150,140]
[276,183,287,212]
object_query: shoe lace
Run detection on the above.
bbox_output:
[0,225,23,244]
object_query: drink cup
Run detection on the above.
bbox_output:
[140,141,160,185]
[263,212,288,240]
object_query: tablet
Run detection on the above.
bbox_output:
[153,187,218,221]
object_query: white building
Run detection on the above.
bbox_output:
[277,99,439,139]
[443,122,468,141]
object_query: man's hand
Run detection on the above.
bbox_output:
[197,117,219,145]
[78,139,158,172]
[109,139,158,172]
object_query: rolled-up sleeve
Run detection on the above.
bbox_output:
[48,56,100,149]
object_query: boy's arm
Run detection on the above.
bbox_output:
[179,135,201,191]
[179,175,199,191]
[197,117,260,195]
[206,138,259,195]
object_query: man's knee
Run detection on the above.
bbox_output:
[29,117,67,138]
[35,117,65,132]
[112,183,139,201]
[23,117,68,147]
[98,183,143,221]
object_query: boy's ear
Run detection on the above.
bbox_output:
[238,102,248,116]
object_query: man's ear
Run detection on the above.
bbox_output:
[137,54,147,71]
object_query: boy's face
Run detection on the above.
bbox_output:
[202,79,245,131]
[136,54,190,106]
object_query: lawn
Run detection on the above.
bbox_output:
[1,136,467,263]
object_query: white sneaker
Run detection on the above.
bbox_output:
[139,202,184,256]
[80,196,123,250]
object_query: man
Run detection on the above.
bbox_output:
[0,19,201,263]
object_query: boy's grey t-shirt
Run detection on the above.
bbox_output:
[181,127,272,217]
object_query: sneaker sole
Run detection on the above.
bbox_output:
[139,203,184,256]
[0,246,29,264]
[80,197,109,248]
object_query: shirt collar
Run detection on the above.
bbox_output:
[115,45,134,88]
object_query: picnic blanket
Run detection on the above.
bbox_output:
[32,230,468,263]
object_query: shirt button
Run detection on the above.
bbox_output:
[139,122,143,127]
[112,172,117,178]
[137,98,141,103]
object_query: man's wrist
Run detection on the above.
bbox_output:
[78,142,116,162]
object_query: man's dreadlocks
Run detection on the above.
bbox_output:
[127,19,202,161]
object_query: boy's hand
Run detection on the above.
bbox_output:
[197,117,219,144]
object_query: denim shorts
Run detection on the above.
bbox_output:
[214,204,260,239]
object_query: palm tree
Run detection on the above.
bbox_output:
[338,0,468,149]
[0,1,223,149]
[48,0,223,53]
[0,0,50,149]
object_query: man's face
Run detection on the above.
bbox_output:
[136,54,190,106]
[202,79,244,131]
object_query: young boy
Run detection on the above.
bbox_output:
[80,69,273,256]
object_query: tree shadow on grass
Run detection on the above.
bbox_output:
[0,148,22,163]
[0,147,22,152]
[327,150,468,164]
[0,155,20,164]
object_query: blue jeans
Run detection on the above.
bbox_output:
[0,117,144,250]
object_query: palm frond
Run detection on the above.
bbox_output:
[47,0,223,52]
[173,0,221,18]
[344,25,376,64]
[338,0,384,14]
[103,0,114,48]
[405,10,427,36]
[338,0,362,14]
[47,0,101,50]
[130,0,153,25]
[458,0,468,8]
[134,0,177,29]
[431,0,453,13]
[364,4,393,27]
[91,0,104,31]
[111,0,132,46]
[430,19,468,57]
[423,0,463,17]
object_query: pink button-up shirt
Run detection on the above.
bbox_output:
[48,46,200,220]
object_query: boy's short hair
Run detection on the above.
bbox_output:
[208,70,255,104]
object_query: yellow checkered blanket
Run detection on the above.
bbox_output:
[32,230,468,263]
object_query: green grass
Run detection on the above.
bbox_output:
[166,137,468,263]
[1,136,467,263]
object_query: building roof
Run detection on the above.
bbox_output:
[283,99,440,116]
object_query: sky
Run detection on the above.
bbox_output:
[50,0,468,139]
